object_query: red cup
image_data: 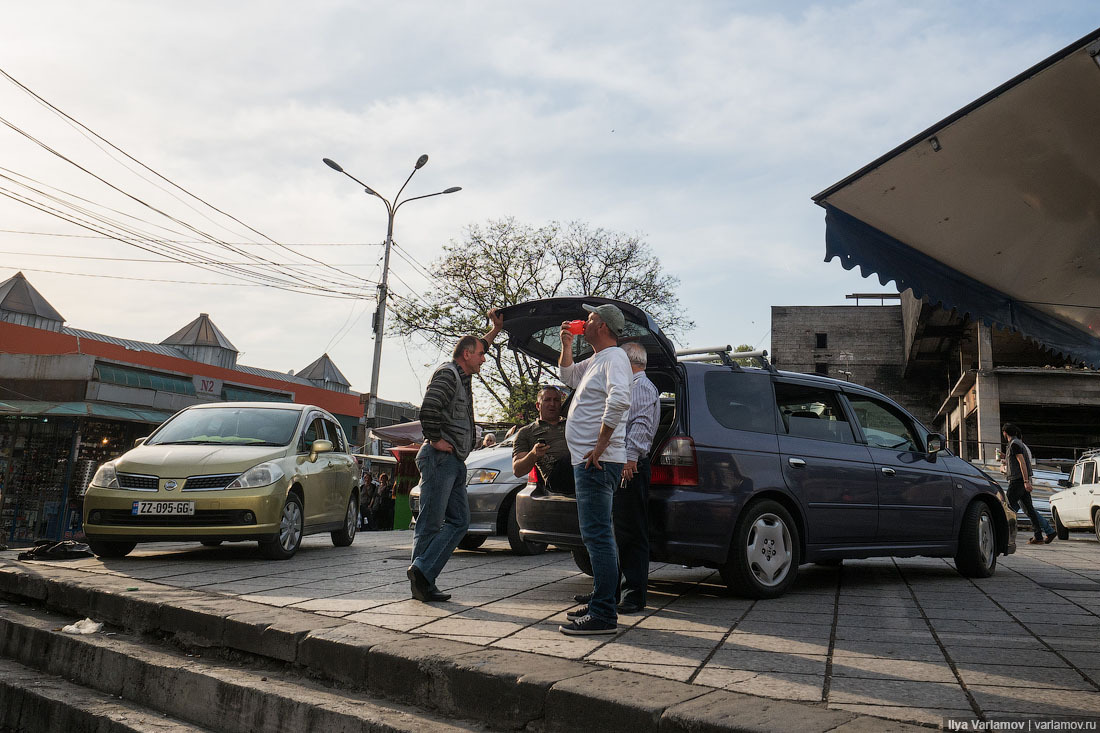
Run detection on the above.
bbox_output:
[566,320,585,335]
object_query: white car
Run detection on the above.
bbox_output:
[408,437,548,555]
[1049,452,1100,542]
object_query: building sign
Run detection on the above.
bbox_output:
[193,376,222,398]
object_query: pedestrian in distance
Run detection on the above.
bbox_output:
[1003,422,1056,545]
[359,471,375,530]
[481,432,497,449]
[408,309,504,602]
[373,473,395,531]
[614,341,660,614]
[557,303,632,636]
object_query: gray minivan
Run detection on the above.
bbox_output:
[504,297,1017,599]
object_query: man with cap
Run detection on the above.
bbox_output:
[557,303,633,635]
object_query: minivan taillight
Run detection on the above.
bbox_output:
[651,436,698,486]
[527,467,539,485]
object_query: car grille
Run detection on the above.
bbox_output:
[116,473,158,491]
[183,474,239,491]
[91,509,257,527]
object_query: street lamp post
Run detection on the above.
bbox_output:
[323,155,461,450]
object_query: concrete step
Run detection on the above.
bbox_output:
[0,604,487,733]
[0,656,209,733]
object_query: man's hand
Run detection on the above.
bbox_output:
[1024,480,1033,493]
[559,321,574,349]
[583,446,603,470]
[531,442,549,459]
[622,460,637,483]
[432,438,454,453]
[488,308,503,332]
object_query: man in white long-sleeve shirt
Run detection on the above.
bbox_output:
[557,303,632,636]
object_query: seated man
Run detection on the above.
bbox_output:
[512,386,572,493]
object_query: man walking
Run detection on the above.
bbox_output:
[558,303,632,635]
[1003,423,1055,545]
[615,341,660,613]
[409,310,503,602]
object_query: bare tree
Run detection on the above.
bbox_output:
[392,218,692,419]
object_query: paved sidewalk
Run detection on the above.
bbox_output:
[7,532,1100,727]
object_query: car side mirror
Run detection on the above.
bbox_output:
[310,439,334,462]
[927,433,945,454]
[133,437,148,448]
[1058,478,1072,488]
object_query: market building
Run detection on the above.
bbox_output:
[0,271,416,546]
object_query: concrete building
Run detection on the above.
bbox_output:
[772,292,1100,462]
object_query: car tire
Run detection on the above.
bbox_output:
[457,534,487,550]
[507,501,547,556]
[955,500,997,578]
[87,540,136,558]
[260,493,304,560]
[200,540,223,547]
[572,547,593,576]
[1053,508,1070,541]
[331,492,358,547]
[720,499,800,599]
[1093,508,1100,544]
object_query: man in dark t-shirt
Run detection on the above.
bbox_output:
[1003,422,1055,544]
[512,386,572,492]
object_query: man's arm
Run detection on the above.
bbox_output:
[557,321,590,387]
[584,351,633,469]
[1015,452,1032,490]
[483,308,503,346]
[420,367,459,452]
[623,379,660,481]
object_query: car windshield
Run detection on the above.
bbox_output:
[148,407,301,446]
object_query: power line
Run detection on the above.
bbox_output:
[0,229,385,246]
[0,250,383,269]
[0,65,373,288]
[0,264,362,293]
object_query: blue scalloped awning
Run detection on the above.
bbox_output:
[814,27,1100,367]
[824,205,1100,366]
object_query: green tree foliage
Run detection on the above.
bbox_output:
[733,343,756,367]
[392,218,692,418]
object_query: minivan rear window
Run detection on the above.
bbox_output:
[704,371,775,433]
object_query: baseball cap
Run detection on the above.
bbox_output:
[582,303,626,336]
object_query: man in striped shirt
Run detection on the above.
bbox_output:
[615,341,660,613]
[408,309,503,602]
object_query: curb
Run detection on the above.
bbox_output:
[0,561,924,732]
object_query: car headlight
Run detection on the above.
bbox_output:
[88,462,119,492]
[467,468,500,485]
[227,462,285,489]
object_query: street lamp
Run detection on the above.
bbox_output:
[322,154,461,449]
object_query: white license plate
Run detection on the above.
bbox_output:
[132,501,195,516]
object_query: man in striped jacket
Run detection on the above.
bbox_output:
[408,309,503,602]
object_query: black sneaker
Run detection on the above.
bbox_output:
[566,605,589,619]
[559,615,617,636]
[573,592,592,603]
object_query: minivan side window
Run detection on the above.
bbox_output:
[773,382,854,444]
[846,395,923,452]
[704,371,776,433]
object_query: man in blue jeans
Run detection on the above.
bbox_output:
[558,303,632,635]
[409,310,502,602]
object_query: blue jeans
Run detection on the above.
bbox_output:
[412,444,469,584]
[575,461,623,624]
[1008,479,1054,539]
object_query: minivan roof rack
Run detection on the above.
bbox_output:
[675,346,777,373]
[1081,447,1100,460]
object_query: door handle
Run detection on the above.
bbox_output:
[881,467,896,477]
[788,458,807,468]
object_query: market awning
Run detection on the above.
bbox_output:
[370,420,423,445]
[813,28,1100,366]
[0,401,18,413]
[0,401,174,424]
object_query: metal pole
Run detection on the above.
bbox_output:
[367,209,395,453]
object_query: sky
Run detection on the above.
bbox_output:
[2,1,1098,415]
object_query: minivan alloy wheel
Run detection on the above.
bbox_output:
[746,512,793,587]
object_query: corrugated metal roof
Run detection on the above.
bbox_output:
[63,327,189,358]
[298,353,351,386]
[161,313,238,351]
[0,401,174,423]
[0,272,64,322]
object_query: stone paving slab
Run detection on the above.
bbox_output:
[2,532,1100,728]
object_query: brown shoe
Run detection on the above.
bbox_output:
[1044,534,1056,544]
[1027,537,1044,545]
